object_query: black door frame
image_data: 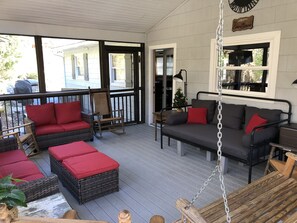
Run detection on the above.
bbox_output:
[100,42,145,124]
[154,48,174,112]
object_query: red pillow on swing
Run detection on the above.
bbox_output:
[245,113,267,134]
[187,108,207,124]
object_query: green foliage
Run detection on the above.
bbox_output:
[25,72,38,80]
[0,35,21,81]
[17,72,38,80]
[252,48,264,82]
[173,88,187,108]
[0,175,27,209]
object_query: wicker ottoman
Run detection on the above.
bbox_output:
[49,141,97,177]
[48,141,119,204]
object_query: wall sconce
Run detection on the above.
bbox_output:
[292,79,297,88]
[174,69,188,97]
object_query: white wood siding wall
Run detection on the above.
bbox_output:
[147,0,297,122]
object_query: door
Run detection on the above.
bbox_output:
[154,48,173,112]
[102,42,145,124]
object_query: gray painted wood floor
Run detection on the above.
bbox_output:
[31,124,265,223]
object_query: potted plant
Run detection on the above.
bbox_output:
[173,88,187,111]
[0,175,27,219]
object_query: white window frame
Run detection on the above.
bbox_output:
[209,31,281,98]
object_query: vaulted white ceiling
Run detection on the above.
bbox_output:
[0,0,187,33]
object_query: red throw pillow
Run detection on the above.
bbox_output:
[245,113,267,134]
[26,103,56,126]
[187,107,207,124]
[54,101,82,124]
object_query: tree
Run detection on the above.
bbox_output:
[173,88,187,108]
[0,35,20,81]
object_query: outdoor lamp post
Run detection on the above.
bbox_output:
[173,69,188,97]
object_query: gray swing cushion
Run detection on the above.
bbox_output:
[212,103,245,130]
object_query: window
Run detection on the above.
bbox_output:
[0,35,38,95]
[109,53,134,89]
[42,38,100,91]
[72,53,89,80]
[209,31,281,98]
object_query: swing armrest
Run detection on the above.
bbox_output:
[176,198,207,223]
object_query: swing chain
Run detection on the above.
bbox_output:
[183,0,231,222]
[186,165,219,209]
[216,0,231,222]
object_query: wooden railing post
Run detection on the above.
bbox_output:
[118,210,131,223]
[0,203,12,223]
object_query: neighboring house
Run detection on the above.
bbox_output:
[63,42,101,89]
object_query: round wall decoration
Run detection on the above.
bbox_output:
[228,0,260,13]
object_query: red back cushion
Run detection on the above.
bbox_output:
[245,113,268,134]
[187,108,207,124]
[26,103,56,126]
[54,101,82,124]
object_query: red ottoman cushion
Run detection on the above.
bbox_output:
[61,121,91,132]
[62,152,119,179]
[49,141,97,161]
[0,150,28,166]
[0,160,42,179]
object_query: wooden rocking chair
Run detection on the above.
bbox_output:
[265,142,297,179]
[175,151,297,223]
[0,123,39,157]
[89,88,125,138]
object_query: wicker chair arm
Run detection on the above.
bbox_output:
[81,111,94,128]
[18,174,60,203]
[0,137,18,152]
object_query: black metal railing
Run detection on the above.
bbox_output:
[0,89,136,131]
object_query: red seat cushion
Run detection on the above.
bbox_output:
[49,141,97,161]
[0,161,42,179]
[187,107,207,124]
[60,121,90,132]
[15,173,45,185]
[245,113,268,134]
[54,101,82,124]
[62,152,119,179]
[0,150,28,166]
[26,103,56,126]
[35,124,65,136]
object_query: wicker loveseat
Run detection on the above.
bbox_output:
[25,101,93,150]
[161,91,292,183]
[0,137,59,202]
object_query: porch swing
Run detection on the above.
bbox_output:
[174,1,297,223]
